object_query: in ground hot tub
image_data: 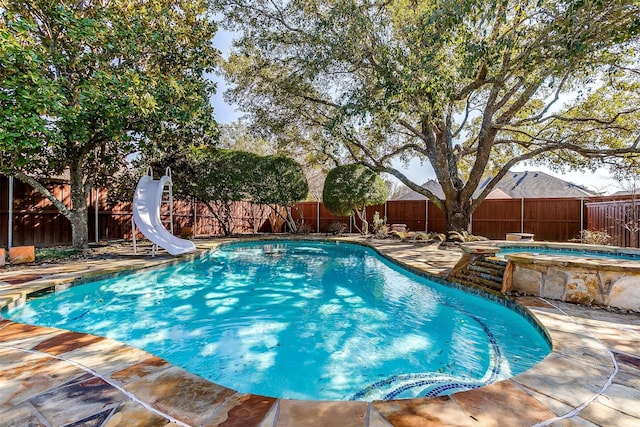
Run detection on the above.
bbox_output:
[467,242,640,312]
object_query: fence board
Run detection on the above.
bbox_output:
[524,199,583,242]
[586,199,640,248]
[472,199,522,239]
[385,200,427,232]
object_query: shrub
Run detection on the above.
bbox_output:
[323,164,388,235]
[295,221,314,235]
[327,221,347,235]
[372,211,388,238]
[391,230,411,240]
[579,229,611,245]
[412,232,431,241]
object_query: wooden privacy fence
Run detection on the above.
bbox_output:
[586,199,640,248]
[292,198,586,243]
[96,198,271,243]
[2,175,639,248]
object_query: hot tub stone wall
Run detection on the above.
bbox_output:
[508,255,640,312]
[511,264,544,296]
[608,276,640,311]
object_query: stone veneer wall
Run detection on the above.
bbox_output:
[504,254,640,312]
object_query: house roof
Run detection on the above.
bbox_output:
[485,188,512,199]
[398,170,597,200]
[610,190,634,196]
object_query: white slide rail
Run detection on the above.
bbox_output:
[132,172,196,256]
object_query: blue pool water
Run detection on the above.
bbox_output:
[3,241,550,401]
[498,246,640,260]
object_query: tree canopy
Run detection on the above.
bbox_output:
[323,164,388,234]
[143,148,308,234]
[154,148,261,236]
[1,0,218,248]
[253,155,309,232]
[215,0,640,233]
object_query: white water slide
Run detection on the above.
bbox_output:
[132,172,196,256]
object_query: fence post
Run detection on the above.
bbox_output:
[94,188,99,243]
[7,176,13,250]
[193,198,197,237]
[425,199,428,232]
[132,217,137,254]
[521,198,525,233]
[580,197,584,243]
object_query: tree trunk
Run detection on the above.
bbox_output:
[354,207,369,235]
[70,199,89,249]
[220,201,235,236]
[14,171,89,250]
[203,201,231,236]
[269,205,297,233]
[69,167,89,250]
[444,197,472,234]
[285,206,298,233]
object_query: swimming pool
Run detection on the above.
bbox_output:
[3,240,550,401]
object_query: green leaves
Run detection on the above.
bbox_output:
[1,0,219,247]
[2,0,219,176]
[253,155,309,207]
[151,146,308,234]
[0,13,63,171]
[323,164,388,217]
[159,145,308,210]
[216,0,640,232]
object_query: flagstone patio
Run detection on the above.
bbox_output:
[0,237,639,426]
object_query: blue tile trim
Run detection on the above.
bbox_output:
[349,310,503,401]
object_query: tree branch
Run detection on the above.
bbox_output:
[14,172,73,221]
[541,107,640,125]
[451,95,472,139]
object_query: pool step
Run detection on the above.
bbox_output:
[468,263,504,280]
[480,257,508,268]
[452,272,503,291]
[448,256,507,292]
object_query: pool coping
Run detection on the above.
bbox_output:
[0,236,638,426]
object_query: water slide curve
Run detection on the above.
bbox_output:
[132,174,196,255]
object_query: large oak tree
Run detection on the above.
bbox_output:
[1,0,218,248]
[215,0,640,233]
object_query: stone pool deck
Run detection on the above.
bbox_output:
[0,237,639,426]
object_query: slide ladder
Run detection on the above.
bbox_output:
[132,167,196,256]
